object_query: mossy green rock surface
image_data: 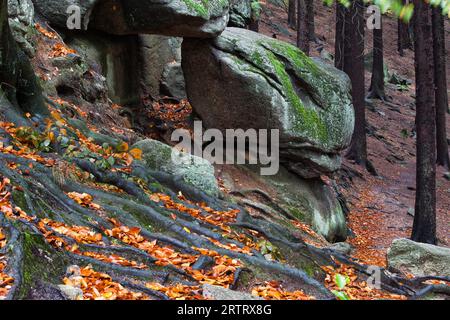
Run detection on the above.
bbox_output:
[228,0,251,27]
[132,139,219,197]
[182,28,355,178]
[32,0,230,38]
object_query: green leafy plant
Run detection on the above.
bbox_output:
[15,127,52,152]
[331,273,351,300]
[258,240,283,261]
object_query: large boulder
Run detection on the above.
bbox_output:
[31,0,96,30]
[202,284,263,300]
[8,0,36,57]
[182,28,354,178]
[139,35,186,100]
[64,33,140,106]
[228,0,251,28]
[32,0,230,38]
[221,165,347,242]
[260,166,347,242]
[132,139,219,197]
[387,238,450,277]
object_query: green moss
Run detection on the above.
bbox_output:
[149,182,164,193]
[182,0,228,19]
[250,51,264,67]
[264,50,328,143]
[11,189,28,212]
[287,206,306,221]
[183,0,210,18]
[16,231,69,299]
[281,246,322,279]
[121,204,159,233]
[264,40,320,76]
[302,263,316,278]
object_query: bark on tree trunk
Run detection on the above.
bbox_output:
[305,0,315,41]
[397,19,412,57]
[344,0,367,166]
[297,0,309,55]
[249,20,259,32]
[368,16,386,100]
[432,7,450,169]
[411,0,437,245]
[398,0,413,56]
[335,2,346,70]
[288,0,296,29]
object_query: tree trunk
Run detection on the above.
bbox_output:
[398,0,413,56]
[368,15,386,100]
[411,0,437,245]
[288,0,296,29]
[305,0,315,41]
[432,7,450,169]
[297,0,309,55]
[249,19,259,32]
[335,2,346,70]
[344,0,367,165]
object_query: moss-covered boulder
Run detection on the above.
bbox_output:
[8,0,36,57]
[182,28,354,178]
[228,0,251,28]
[32,0,230,38]
[387,239,450,277]
[132,139,219,197]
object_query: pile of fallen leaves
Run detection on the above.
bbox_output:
[0,228,13,299]
[147,99,193,130]
[35,23,58,39]
[252,281,315,300]
[40,219,104,245]
[49,43,77,58]
[105,225,197,268]
[152,192,261,254]
[152,193,239,233]
[322,264,406,300]
[190,248,241,287]
[71,249,147,270]
[35,23,76,58]
[0,228,5,249]
[290,219,328,248]
[0,122,56,167]
[345,187,388,267]
[67,192,102,211]
[0,259,13,300]
[105,225,241,288]
[0,179,146,273]
[63,266,149,300]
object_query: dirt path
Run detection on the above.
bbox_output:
[260,2,450,267]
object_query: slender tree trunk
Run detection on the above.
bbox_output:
[249,15,259,33]
[411,0,436,245]
[288,0,296,29]
[368,15,386,100]
[345,0,367,165]
[297,0,309,55]
[398,0,413,56]
[335,2,346,70]
[432,7,450,169]
[305,0,315,41]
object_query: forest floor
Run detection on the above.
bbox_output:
[1,3,449,301]
[259,1,450,267]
